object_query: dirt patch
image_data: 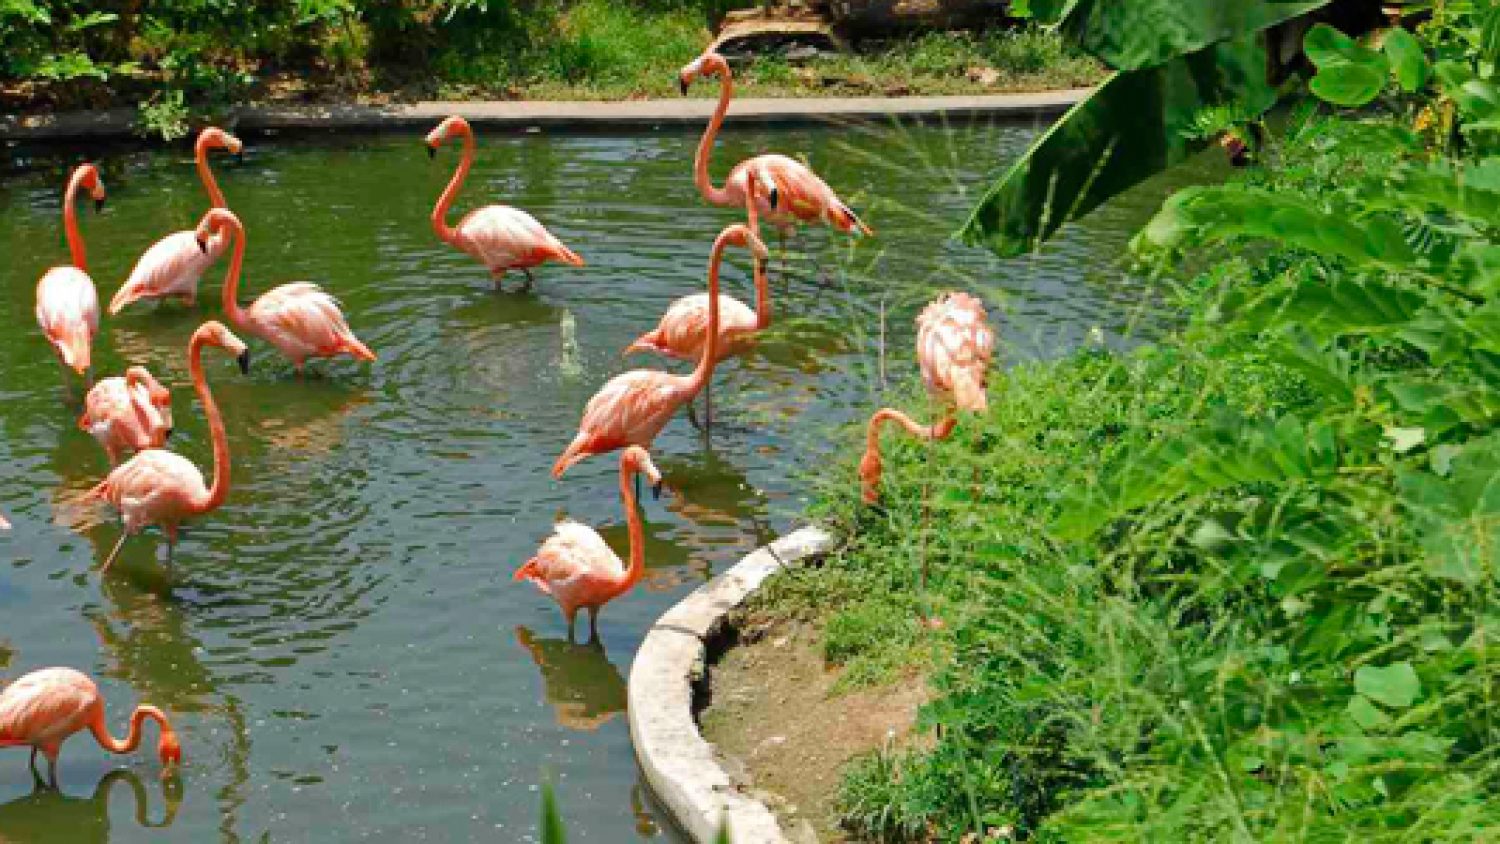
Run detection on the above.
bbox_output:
[699,618,929,842]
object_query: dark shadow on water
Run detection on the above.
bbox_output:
[0,769,181,843]
[513,625,627,732]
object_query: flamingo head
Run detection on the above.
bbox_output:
[857,448,883,505]
[622,446,664,499]
[129,366,176,433]
[74,163,107,212]
[426,116,471,158]
[678,51,727,94]
[158,727,182,769]
[722,223,770,263]
[748,165,780,211]
[193,207,241,254]
[200,127,245,161]
[195,320,251,375]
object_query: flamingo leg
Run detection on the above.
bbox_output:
[686,397,703,432]
[565,611,577,644]
[587,607,600,644]
[521,268,535,291]
[704,382,714,435]
[101,529,131,573]
[45,751,58,788]
[490,267,507,292]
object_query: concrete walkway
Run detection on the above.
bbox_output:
[1,89,1088,141]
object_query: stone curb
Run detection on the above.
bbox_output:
[0,90,1089,142]
[629,524,837,844]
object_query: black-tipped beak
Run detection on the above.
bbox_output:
[679,78,689,96]
[234,150,244,164]
[427,146,436,160]
[236,350,251,375]
[164,428,174,441]
[768,187,780,210]
[651,480,663,500]
[94,197,105,213]
[195,236,208,254]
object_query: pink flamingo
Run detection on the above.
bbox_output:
[0,514,9,530]
[194,208,376,373]
[552,223,768,478]
[79,367,174,466]
[88,321,249,572]
[517,446,663,640]
[680,49,872,240]
[625,171,771,364]
[426,115,585,290]
[110,128,243,314]
[0,667,181,784]
[36,164,106,379]
[859,291,994,504]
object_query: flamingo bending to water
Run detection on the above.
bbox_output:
[194,208,376,373]
[680,49,872,239]
[0,667,181,784]
[518,446,663,640]
[110,128,243,314]
[551,224,768,478]
[625,170,772,364]
[88,321,249,572]
[36,164,106,378]
[860,291,994,504]
[80,367,174,466]
[426,116,584,290]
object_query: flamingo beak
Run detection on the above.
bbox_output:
[234,150,244,164]
[679,78,689,96]
[768,187,780,210]
[237,350,251,375]
[427,146,436,160]
[195,235,208,254]
[652,480,663,500]
[94,197,105,213]
[164,428,174,441]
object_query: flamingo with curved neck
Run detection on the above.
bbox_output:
[552,223,768,478]
[0,667,181,785]
[89,321,249,572]
[80,365,174,466]
[36,164,105,377]
[625,170,774,362]
[111,127,243,314]
[426,115,584,290]
[680,50,872,237]
[196,207,376,373]
[516,446,663,641]
[858,291,995,504]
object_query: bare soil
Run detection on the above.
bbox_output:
[699,619,929,843]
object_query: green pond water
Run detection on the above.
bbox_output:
[0,118,1207,841]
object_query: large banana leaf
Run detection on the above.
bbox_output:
[959,34,1279,257]
[1059,0,1334,71]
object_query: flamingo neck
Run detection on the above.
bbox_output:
[617,464,646,595]
[188,333,232,514]
[89,705,168,755]
[63,168,88,270]
[744,177,770,328]
[195,135,227,208]
[218,217,250,330]
[433,127,474,245]
[864,408,956,459]
[694,66,735,207]
[686,233,728,392]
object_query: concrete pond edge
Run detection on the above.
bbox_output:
[0,90,1089,142]
[630,524,837,844]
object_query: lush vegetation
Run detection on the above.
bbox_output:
[740,3,1500,841]
[0,1,1100,137]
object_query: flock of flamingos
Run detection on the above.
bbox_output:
[0,47,995,791]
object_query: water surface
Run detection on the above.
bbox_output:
[0,117,1205,841]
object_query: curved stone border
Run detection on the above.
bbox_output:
[0,89,1089,142]
[630,525,836,843]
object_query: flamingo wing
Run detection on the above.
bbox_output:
[93,449,206,531]
[111,230,223,313]
[634,293,757,361]
[0,669,96,746]
[456,206,580,270]
[732,154,871,235]
[917,292,995,410]
[553,371,688,477]
[249,282,370,361]
[36,267,99,370]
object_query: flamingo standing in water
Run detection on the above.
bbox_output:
[518,446,663,641]
[110,128,243,314]
[551,223,768,478]
[88,321,249,572]
[36,164,106,379]
[425,115,584,290]
[860,291,994,504]
[0,667,181,784]
[194,208,376,373]
[679,49,872,246]
[625,170,772,364]
[80,367,174,466]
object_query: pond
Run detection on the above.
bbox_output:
[0,115,1204,841]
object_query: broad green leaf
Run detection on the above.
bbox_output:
[1061,0,1334,71]
[1398,434,1500,583]
[1309,63,1388,107]
[1347,694,1391,729]
[1303,24,1386,72]
[1383,28,1430,92]
[1353,662,1421,709]
[960,35,1279,257]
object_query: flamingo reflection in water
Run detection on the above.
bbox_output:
[0,769,179,842]
[514,626,626,732]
